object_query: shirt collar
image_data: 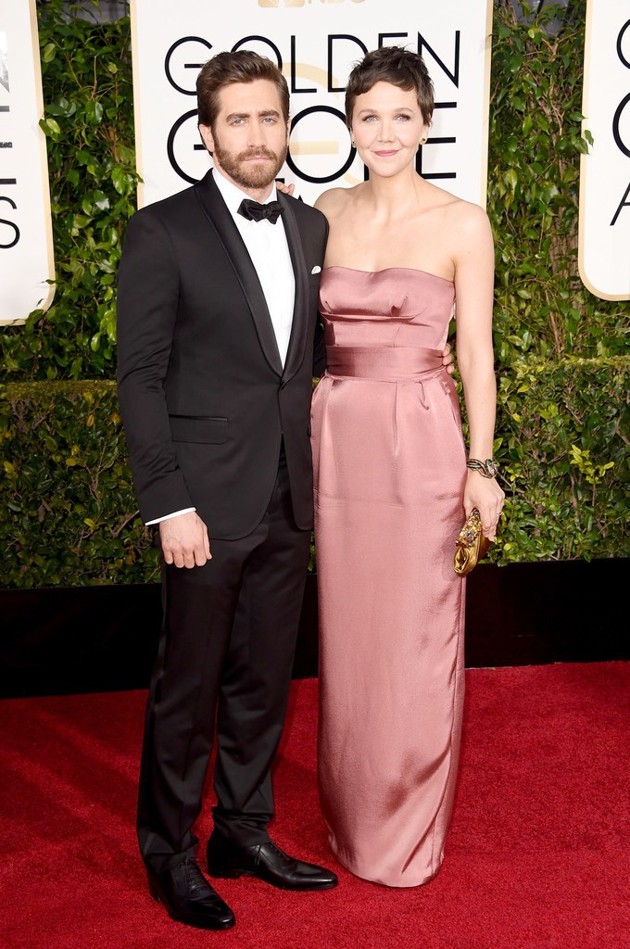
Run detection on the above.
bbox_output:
[212,166,278,220]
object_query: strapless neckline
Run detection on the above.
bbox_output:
[324,264,454,286]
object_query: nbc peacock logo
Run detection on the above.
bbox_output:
[258,1,365,7]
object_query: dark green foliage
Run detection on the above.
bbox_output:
[496,357,628,562]
[1,361,625,589]
[0,0,627,587]
[0,381,158,587]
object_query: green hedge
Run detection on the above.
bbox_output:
[1,358,627,588]
[495,357,628,562]
[0,382,158,587]
[0,0,628,588]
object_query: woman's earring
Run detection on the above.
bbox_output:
[418,136,428,146]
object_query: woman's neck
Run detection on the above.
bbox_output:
[362,167,428,219]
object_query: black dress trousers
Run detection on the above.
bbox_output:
[137,453,311,871]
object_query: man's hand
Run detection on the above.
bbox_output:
[442,341,455,376]
[159,511,211,568]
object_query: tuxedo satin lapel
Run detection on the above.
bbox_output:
[279,192,309,385]
[194,172,283,375]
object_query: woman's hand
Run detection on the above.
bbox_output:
[276,180,295,196]
[442,341,455,376]
[463,470,505,542]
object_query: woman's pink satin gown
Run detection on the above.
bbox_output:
[311,267,467,887]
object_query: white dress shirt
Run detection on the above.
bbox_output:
[147,167,296,526]
[213,167,295,364]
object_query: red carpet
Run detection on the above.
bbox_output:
[1,663,628,948]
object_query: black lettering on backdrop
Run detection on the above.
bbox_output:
[610,181,630,226]
[286,106,355,183]
[418,31,460,87]
[416,136,457,180]
[0,196,20,249]
[162,29,464,186]
[291,36,316,93]
[612,92,630,158]
[609,19,630,228]
[617,18,630,69]
[378,33,408,48]
[165,37,213,95]
[612,21,630,172]
[231,35,283,69]
[167,109,199,183]
[327,35,368,93]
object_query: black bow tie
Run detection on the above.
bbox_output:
[237,198,284,224]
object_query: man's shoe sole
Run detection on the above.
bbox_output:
[207,862,338,890]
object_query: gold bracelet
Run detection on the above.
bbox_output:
[467,458,498,478]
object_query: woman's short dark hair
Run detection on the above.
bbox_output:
[196,50,290,128]
[345,47,434,127]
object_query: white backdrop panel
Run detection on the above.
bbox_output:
[130,0,493,209]
[0,0,54,325]
[579,1,630,301]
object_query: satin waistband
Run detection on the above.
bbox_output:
[325,345,444,381]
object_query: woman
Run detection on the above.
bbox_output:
[310,47,505,887]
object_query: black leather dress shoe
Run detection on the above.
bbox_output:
[207,834,338,891]
[146,857,235,930]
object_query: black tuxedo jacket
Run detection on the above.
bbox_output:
[116,170,328,538]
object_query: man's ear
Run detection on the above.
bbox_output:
[199,124,214,154]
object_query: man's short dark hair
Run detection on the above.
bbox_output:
[197,50,290,128]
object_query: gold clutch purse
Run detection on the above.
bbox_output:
[453,508,492,577]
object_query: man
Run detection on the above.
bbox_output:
[117,50,452,931]
[118,50,336,931]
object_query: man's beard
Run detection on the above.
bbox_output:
[212,137,287,190]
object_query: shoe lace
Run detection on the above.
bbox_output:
[182,859,211,896]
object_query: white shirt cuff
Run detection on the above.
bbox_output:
[146,507,196,526]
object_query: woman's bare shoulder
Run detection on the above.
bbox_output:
[442,193,491,234]
[314,184,361,220]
